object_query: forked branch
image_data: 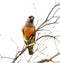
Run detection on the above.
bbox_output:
[36,53,60,63]
[12,34,59,63]
[12,3,60,63]
[36,4,60,31]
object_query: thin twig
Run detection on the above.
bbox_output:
[54,38,59,53]
[0,54,13,60]
[40,16,60,29]
[47,53,60,62]
[36,35,55,41]
[48,8,60,21]
[35,53,60,63]
[36,4,60,32]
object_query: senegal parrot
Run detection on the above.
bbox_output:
[22,16,35,55]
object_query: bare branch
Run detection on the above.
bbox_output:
[47,53,60,62]
[40,16,60,29]
[48,8,60,21]
[12,47,27,63]
[35,53,60,63]
[0,54,13,60]
[37,59,48,63]
[36,35,55,41]
[54,38,59,52]
[12,34,60,63]
[11,38,19,50]
[36,4,60,32]
[12,34,56,63]
[12,33,60,63]
[45,4,60,21]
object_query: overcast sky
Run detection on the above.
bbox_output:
[0,0,60,63]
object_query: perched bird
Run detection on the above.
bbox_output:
[22,16,35,55]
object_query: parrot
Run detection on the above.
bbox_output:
[22,16,35,55]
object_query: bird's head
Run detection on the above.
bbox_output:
[27,16,34,24]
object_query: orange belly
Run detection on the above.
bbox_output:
[24,26,35,38]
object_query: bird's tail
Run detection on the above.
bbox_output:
[28,46,33,55]
[28,50,33,55]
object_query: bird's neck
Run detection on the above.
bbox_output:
[26,23,33,27]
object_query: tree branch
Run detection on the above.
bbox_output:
[35,53,60,63]
[0,54,13,60]
[40,16,60,29]
[36,35,55,41]
[48,8,60,21]
[12,34,57,63]
[36,4,60,32]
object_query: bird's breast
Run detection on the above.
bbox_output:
[24,27,35,38]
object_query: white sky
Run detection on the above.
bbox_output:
[0,0,60,63]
